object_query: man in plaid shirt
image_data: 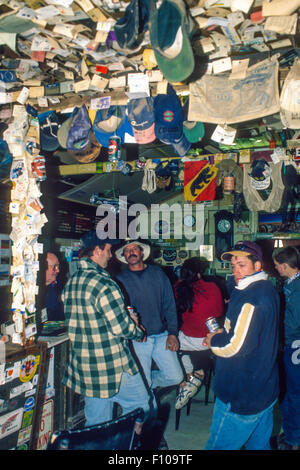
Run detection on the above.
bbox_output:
[62,230,151,428]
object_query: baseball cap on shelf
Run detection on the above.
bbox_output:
[115,239,151,264]
[81,230,120,251]
[93,106,134,148]
[39,111,60,152]
[221,241,263,262]
[149,0,195,83]
[182,99,205,143]
[127,97,156,144]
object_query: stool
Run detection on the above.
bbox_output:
[175,365,214,431]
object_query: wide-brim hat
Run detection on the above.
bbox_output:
[55,133,101,164]
[115,240,151,263]
[221,241,263,262]
[149,0,195,83]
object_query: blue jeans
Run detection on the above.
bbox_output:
[132,331,184,389]
[205,398,276,450]
[84,372,151,427]
[281,342,300,446]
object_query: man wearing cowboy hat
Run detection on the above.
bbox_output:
[116,239,184,393]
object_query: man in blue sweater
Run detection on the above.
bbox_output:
[205,241,279,450]
[273,246,300,450]
[115,240,183,392]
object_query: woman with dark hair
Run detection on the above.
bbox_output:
[174,258,224,410]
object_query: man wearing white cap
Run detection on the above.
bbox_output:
[116,240,184,393]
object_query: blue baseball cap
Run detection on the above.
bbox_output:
[127,97,156,144]
[160,132,191,157]
[221,241,263,262]
[154,84,184,143]
[66,105,93,152]
[81,230,120,251]
[93,106,134,148]
[38,111,60,152]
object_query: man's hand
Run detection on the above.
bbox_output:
[136,323,147,342]
[166,334,179,351]
[203,328,224,347]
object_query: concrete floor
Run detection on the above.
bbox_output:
[158,383,283,451]
[159,384,215,450]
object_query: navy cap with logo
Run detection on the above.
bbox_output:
[81,230,120,251]
[154,84,183,143]
[221,241,263,262]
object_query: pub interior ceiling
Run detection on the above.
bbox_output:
[0,0,300,222]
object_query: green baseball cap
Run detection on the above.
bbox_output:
[149,0,195,83]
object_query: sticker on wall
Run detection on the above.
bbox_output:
[19,355,39,383]
[37,400,53,451]
[0,408,23,438]
[17,426,32,446]
[22,410,34,429]
[24,397,35,412]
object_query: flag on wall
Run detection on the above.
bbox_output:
[184,161,218,202]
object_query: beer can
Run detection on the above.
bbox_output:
[126,306,134,315]
[126,306,139,322]
[108,135,121,162]
[205,317,219,333]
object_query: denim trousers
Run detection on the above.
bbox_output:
[205,397,276,450]
[281,342,300,446]
[84,371,151,427]
[132,331,184,389]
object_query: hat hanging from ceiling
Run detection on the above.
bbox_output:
[57,105,92,152]
[67,105,93,152]
[39,111,60,152]
[127,97,156,144]
[55,133,101,164]
[149,0,195,83]
[93,106,134,148]
[154,84,191,156]
[114,0,149,50]
[115,239,151,264]
[182,99,205,143]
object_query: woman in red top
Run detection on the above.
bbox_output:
[174,258,224,409]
